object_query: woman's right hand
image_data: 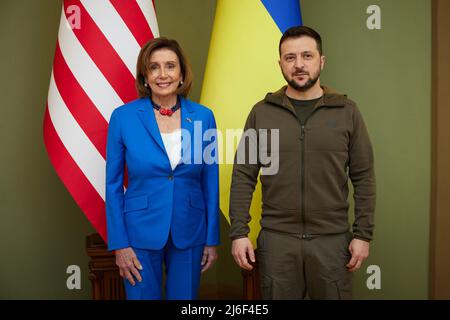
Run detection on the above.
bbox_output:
[115,247,143,286]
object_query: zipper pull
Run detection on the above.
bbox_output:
[300,125,305,141]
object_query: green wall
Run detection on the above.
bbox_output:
[0,0,94,299]
[0,0,430,299]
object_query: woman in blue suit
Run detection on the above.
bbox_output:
[106,37,220,300]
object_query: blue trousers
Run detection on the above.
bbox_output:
[124,237,204,300]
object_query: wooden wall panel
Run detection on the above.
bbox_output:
[430,0,450,300]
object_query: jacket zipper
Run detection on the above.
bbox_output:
[300,108,322,240]
[284,98,326,240]
[300,123,308,239]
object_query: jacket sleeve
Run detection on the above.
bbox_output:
[105,109,130,250]
[201,110,220,246]
[229,109,261,240]
[348,103,376,242]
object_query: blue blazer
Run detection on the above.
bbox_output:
[106,96,220,251]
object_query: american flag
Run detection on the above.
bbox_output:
[43,0,159,241]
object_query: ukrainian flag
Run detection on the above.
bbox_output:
[200,0,302,245]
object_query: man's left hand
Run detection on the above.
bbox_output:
[346,238,370,272]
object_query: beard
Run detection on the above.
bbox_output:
[283,68,321,92]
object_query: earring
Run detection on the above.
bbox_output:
[144,82,148,87]
[180,80,184,85]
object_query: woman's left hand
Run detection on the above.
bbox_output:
[201,246,218,273]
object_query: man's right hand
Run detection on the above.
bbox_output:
[231,237,255,271]
[115,247,143,286]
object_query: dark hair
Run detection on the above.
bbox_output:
[279,25,323,56]
[136,37,193,98]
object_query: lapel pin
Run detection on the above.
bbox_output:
[186,117,192,123]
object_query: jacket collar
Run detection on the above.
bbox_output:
[136,96,194,166]
[265,85,347,114]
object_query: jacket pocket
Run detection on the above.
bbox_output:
[328,266,353,300]
[124,195,148,213]
[189,192,205,211]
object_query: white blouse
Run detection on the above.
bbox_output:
[160,129,182,170]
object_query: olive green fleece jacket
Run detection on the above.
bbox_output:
[229,86,376,242]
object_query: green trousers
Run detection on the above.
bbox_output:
[257,229,353,300]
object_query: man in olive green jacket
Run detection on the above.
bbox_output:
[229,26,376,299]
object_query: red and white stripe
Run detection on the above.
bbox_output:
[43,0,159,241]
